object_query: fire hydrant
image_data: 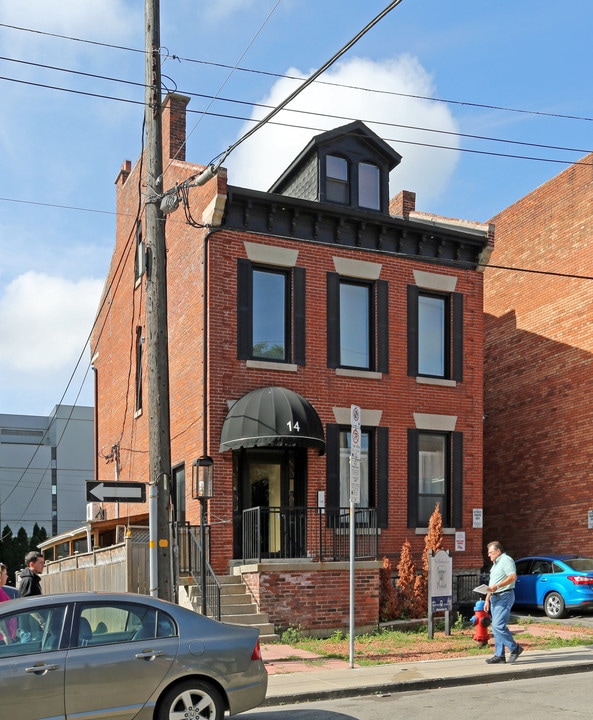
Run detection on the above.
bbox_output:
[470,599,491,646]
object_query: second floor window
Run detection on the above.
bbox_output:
[237,259,306,365]
[407,285,463,381]
[327,273,388,373]
[252,268,289,360]
[339,281,371,369]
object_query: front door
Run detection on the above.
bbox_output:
[233,448,306,559]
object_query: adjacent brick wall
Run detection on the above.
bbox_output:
[484,153,593,559]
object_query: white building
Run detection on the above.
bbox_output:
[0,405,93,537]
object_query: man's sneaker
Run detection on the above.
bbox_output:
[508,645,524,663]
[485,655,506,664]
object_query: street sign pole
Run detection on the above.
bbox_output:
[349,404,361,668]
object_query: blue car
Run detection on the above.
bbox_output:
[514,555,593,619]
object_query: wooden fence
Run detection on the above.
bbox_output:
[42,541,150,595]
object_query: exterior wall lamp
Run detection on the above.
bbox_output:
[192,456,214,616]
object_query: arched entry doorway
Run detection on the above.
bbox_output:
[219,386,325,560]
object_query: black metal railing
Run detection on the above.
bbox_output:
[242,506,378,563]
[176,522,221,620]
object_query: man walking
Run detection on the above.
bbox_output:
[19,551,45,597]
[484,540,523,664]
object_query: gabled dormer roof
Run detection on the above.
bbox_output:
[268,121,402,214]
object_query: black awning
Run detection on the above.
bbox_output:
[219,386,325,453]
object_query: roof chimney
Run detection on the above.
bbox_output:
[162,93,190,162]
[389,189,416,219]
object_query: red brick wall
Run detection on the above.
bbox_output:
[484,153,593,559]
[241,563,381,634]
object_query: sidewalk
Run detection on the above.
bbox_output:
[260,642,593,706]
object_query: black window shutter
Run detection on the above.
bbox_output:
[407,285,419,376]
[452,431,463,527]
[376,426,389,528]
[293,266,306,366]
[325,423,340,526]
[237,259,252,359]
[376,279,389,374]
[407,428,419,527]
[327,272,340,368]
[452,292,464,382]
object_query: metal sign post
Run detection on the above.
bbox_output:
[349,404,361,668]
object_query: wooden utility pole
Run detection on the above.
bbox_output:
[144,0,173,602]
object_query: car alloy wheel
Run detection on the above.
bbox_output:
[158,679,225,720]
[544,591,566,619]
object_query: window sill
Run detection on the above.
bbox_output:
[246,360,298,372]
[335,368,382,380]
[416,376,457,388]
[134,408,143,419]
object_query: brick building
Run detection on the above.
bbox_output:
[91,94,493,631]
[484,154,593,559]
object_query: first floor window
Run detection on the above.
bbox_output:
[326,424,389,528]
[407,429,463,528]
[338,429,371,507]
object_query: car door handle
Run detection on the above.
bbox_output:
[26,663,61,674]
[135,650,166,660]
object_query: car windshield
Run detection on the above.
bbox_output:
[564,558,593,572]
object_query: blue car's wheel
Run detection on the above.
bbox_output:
[544,591,566,619]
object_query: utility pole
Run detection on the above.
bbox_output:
[144,0,173,602]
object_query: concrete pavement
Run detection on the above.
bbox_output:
[260,643,593,706]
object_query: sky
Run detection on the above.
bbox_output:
[1,0,593,417]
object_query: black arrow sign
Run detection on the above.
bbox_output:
[86,481,146,504]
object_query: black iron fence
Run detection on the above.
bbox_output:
[176,522,220,620]
[242,506,379,563]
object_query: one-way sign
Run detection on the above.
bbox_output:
[86,481,146,504]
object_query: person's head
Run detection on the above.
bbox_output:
[0,563,7,585]
[487,541,504,562]
[25,551,45,573]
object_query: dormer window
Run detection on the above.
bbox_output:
[358,162,380,210]
[326,155,349,204]
[269,120,402,216]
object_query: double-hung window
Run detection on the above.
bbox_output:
[325,155,349,204]
[326,423,389,527]
[407,284,463,381]
[327,273,388,373]
[407,429,463,528]
[237,259,306,364]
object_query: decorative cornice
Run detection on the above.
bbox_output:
[224,186,490,269]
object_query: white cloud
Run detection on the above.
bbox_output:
[226,55,460,207]
[0,272,102,372]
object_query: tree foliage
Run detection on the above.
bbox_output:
[0,524,48,589]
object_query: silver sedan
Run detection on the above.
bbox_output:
[0,591,268,720]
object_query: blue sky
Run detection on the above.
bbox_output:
[1,0,592,417]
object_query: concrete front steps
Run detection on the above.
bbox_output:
[179,574,279,642]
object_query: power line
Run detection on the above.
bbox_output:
[3,20,593,125]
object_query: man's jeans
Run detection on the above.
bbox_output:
[490,589,519,656]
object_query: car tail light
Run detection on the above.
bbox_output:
[251,640,262,661]
[567,575,593,585]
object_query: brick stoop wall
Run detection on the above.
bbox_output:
[236,561,382,637]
